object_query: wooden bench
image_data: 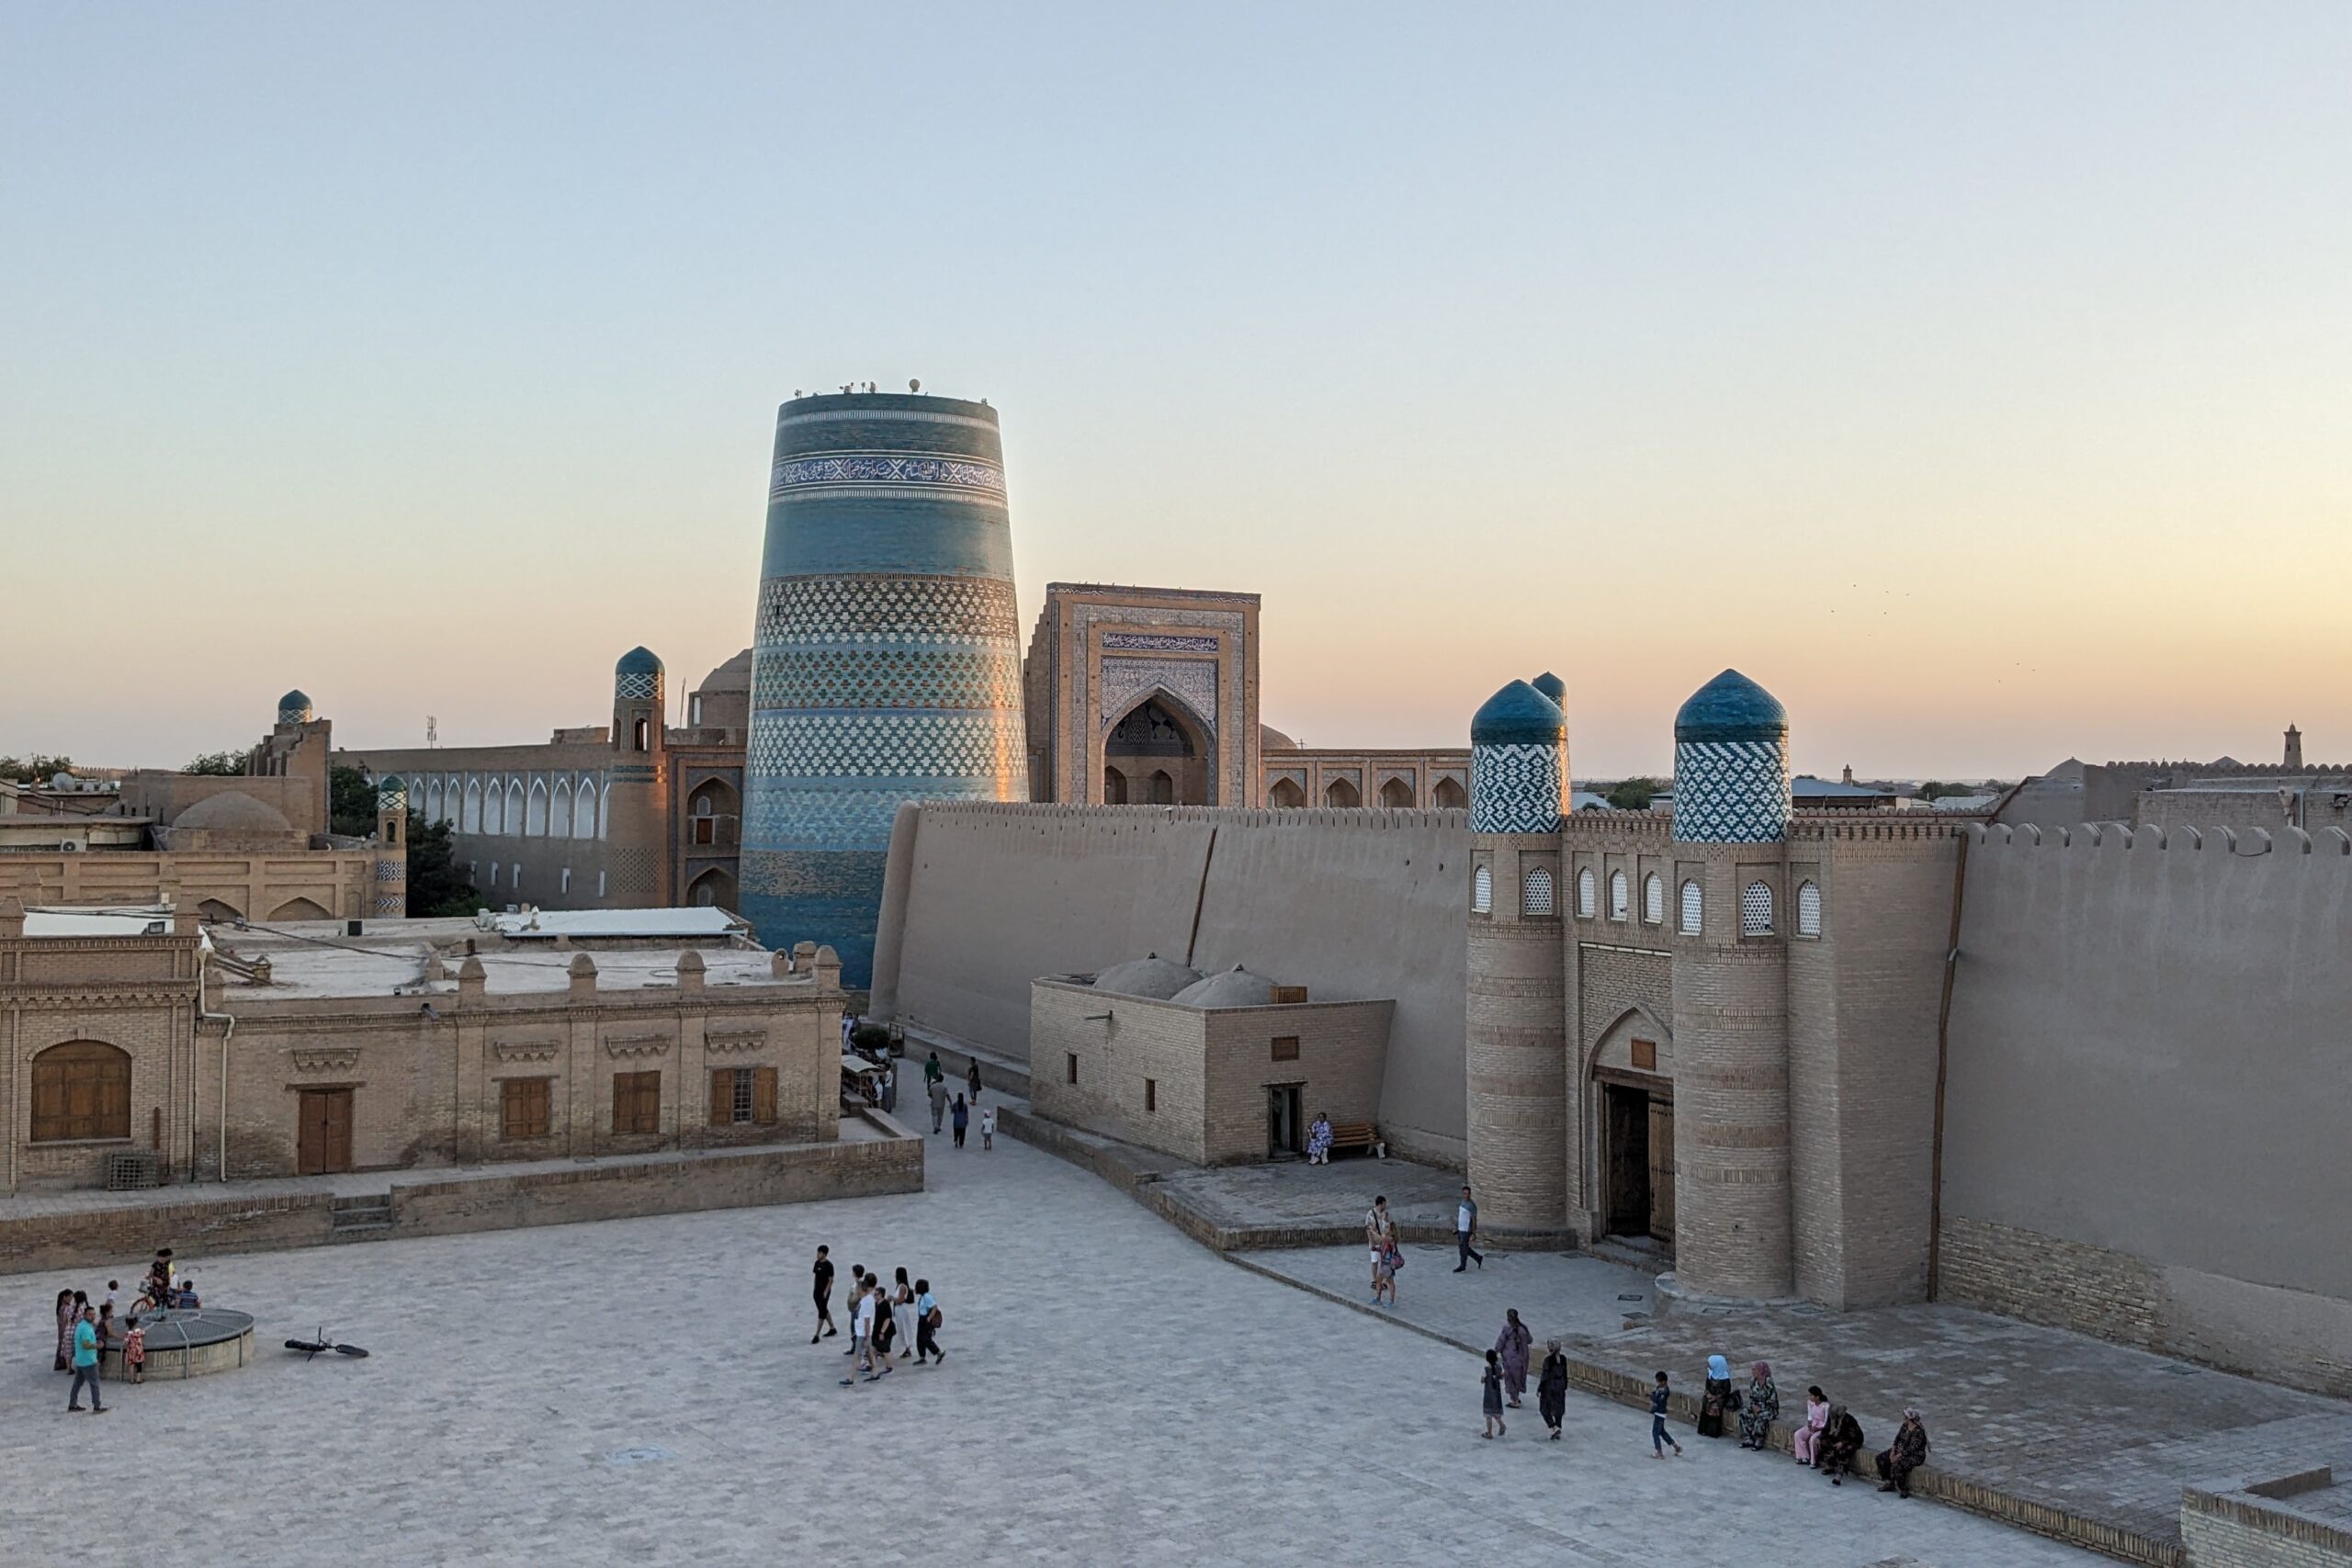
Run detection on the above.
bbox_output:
[1326,1122,1379,1158]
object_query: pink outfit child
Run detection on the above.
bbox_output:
[1793,1394,1829,1464]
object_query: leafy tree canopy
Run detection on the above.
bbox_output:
[329,764,379,837]
[404,812,488,918]
[0,753,74,784]
[1604,776,1663,811]
[183,748,253,776]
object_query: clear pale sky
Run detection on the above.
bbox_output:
[6,4,2348,780]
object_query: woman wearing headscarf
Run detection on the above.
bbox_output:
[1737,1360,1779,1450]
[1494,1309,1533,1408]
[53,1289,75,1371]
[1818,1403,1865,1484]
[1876,1408,1930,1497]
[1792,1385,1830,1466]
[1696,1353,1737,1438]
[1536,1339,1570,1440]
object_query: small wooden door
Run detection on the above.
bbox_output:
[1267,1083,1302,1157]
[298,1089,354,1175]
[1647,1097,1676,1242]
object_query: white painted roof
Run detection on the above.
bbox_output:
[25,907,180,939]
[491,908,748,940]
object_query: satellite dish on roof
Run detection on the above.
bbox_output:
[909,378,921,393]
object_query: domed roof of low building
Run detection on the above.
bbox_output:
[1171,965,1277,1009]
[1259,723,1299,751]
[1091,953,1204,999]
[1471,680,1566,747]
[175,791,293,833]
[1674,669,1787,743]
[616,646,664,676]
[699,649,753,692]
[1531,671,1566,708]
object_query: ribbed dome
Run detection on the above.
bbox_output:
[616,647,664,676]
[1531,671,1566,708]
[175,791,292,833]
[1471,680,1566,747]
[1171,965,1277,1009]
[1092,953,1203,999]
[1674,669,1787,743]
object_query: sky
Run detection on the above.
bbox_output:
[4,3,2348,780]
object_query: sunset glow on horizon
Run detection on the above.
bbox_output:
[6,4,2348,781]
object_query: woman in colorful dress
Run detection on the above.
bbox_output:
[1306,1112,1333,1166]
[1738,1360,1779,1449]
[1495,1309,1533,1409]
[53,1289,75,1371]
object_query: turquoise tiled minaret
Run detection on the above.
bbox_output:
[1671,669,1790,844]
[1469,680,1569,835]
[740,392,1028,986]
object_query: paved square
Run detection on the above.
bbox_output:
[0,1140,2100,1565]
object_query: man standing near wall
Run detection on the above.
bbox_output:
[1455,1186,1485,1272]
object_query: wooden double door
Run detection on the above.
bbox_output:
[298,1088,355,1175]
[1601,1081,1675,1245]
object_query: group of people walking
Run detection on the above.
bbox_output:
[1360,1184,1492,1306]
[920,1051,994,1149]
[810,1246,947,1385]
[1476,1321,1932,1497]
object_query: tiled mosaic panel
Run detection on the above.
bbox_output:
[756,574,1021,646]
[376,783,406,814]
[1101,632,1218,652]
[768,453,1005,499]
[746,714,1025,784]
[374,859,401,881]
[615,671,662,700]
[1469,741,1566,834]
[1670,739,1790,843]
[739,847,889,987]
[752,647,1023,711]
[1096,656,1218,727]
[1741,879,1776,936]
[742,780,1008,851]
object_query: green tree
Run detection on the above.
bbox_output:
[330,764,379,837]
[183,748,253,775]
[1604,776,1662,811]
[404,812,488,917]
[0,753,74,784]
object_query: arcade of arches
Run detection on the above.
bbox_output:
[1102,696,1213,807]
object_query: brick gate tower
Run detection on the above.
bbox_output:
[1666,669,1795,1300]
[740,391,1029,987]
[1464,677,1571,1238]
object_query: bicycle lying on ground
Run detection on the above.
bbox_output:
[283,1327,370,1360]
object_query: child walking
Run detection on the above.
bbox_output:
[978,1104,996,1150]
[1482,1349,1507,1438]
[1650,1370,1684,1458]
[123,1316,146,1384]
[1373,1239,1400,1307]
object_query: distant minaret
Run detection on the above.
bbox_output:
[373,776,408,919]
[2285,724,2303,771]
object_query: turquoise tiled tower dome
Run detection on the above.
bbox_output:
[740,392,1029,986]
[1671,669,1790,843]
[1469,680,1569,834]
[1530,671,1566,709]
[614,647,663,702]
[375,774,407,815]
[277,689,314,726]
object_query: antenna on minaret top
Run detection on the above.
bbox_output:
[426,716,438,749]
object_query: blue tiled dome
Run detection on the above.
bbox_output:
[615,647,664,677]
[1530,671,1566,709]
[278,688,311,712]
[1674,670,1786,744]
[1472,680,1566,747]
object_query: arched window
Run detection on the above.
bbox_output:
[575,778,598,840]
[1576,867,1596,918]
[1472,865,1493,914]
[1103,766,1128,805]
[1644,872,1665,924]
[1522,866,1555,916]
[550,780,572,839]
[1431,776,1466,809]
[1609,870,1629,920]
[1324,777,1361,808]
[1679,879,1702,934]
[462,778,482,834]
[1270,777,1306,809]
[1149,769,1175,806]
[1797,880,1823,938]
[526,779,548,837]
[506,779,525,837]
[1379,777,1414,808]
[424,777,442,824]
[31,1041,130,1143]
[1742,880,1775,936]
[481,780,503,836]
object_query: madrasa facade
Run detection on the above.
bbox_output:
[340,390,1464,986]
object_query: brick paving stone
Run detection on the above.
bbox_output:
[0,1139,2102,1565]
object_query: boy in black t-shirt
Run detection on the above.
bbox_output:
[811,1247,837,1344]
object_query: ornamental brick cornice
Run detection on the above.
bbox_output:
[602,1032,672,1059]
[491,1037,562,1064]
[5,986,203,1010]
[288,1046,362,1073]
[703,1029,769,1055]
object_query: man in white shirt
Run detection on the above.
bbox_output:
[842,1280,888,1385]
[1454,1185,1484,1272]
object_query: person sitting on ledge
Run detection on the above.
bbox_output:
[1876,1408,1929,1497]
[1306,1112,1333,1166]
[1817,1404,1865,1484]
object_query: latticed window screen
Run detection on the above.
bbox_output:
[1679,880,1702,934]
[1797,880,1822,937]
[1742,880,1775,936]
[1472,865,1492,913]
[1644,873,1665,924]
[1609,871,1629,920]
[1523,866,1555,916]
[1576,868,1596,918]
